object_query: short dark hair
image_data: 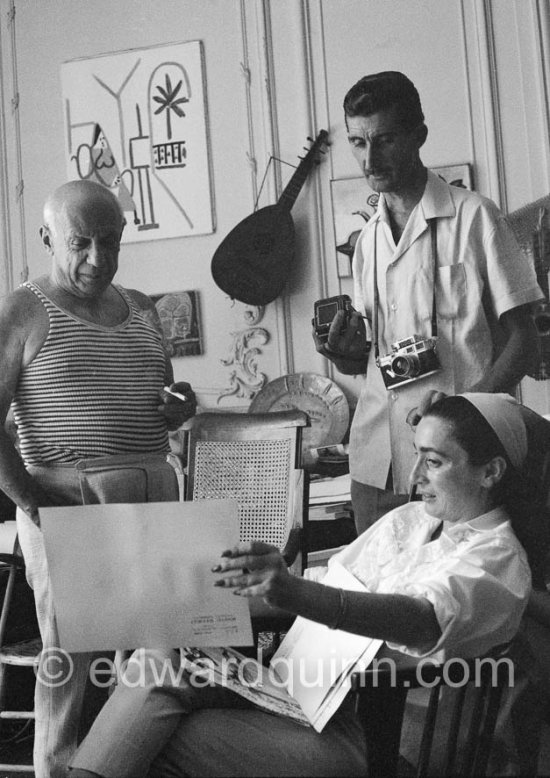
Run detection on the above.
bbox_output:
[343,71,424,130]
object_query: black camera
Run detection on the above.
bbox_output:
[378,335,441,389]
[313,294,354,343]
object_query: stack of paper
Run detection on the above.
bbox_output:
[309,474,352,524]
[309,474,351,506]
[308,443,349,465]
[309,502,353,522]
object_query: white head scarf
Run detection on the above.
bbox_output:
[459,393,527,470]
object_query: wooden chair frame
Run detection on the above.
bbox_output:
[0,543,40,775]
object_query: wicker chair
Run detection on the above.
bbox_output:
[186,409,309,638]
[186,409,309,574]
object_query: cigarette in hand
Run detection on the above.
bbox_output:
[163,386,188,402]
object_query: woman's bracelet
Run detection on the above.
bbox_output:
[329,588,348,631]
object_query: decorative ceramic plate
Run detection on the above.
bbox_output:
[249,373,350,455]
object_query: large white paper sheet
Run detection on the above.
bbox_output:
[40,500,253,652]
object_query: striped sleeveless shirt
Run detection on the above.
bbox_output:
[12,282,170,465]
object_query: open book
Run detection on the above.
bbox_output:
[181,563,382,732]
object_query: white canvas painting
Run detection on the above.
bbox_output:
[61,40,214,242]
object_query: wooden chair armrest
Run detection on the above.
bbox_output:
[351,644,512,778]
[350,642,512,690]
[281,526,301,567]
[0,553,25,569]
[525,589,550,629]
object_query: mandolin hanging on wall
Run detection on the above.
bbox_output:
[211,130,329,306]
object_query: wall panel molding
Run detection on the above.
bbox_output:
[462,0,506,208]
[534,0,550,194]
[213,0,290,403]
[0,5,13,296]
[301,0,334,302]
[0,0,27,294]
[480,0,507,210]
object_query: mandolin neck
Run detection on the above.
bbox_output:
[278,130,328,211]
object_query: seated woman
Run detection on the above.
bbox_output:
[70,393,534,778]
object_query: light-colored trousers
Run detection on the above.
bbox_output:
[70,647,367,778]
[17,456,178,778]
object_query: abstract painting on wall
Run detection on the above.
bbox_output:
[61,40,214,243]
[150,290,203,357]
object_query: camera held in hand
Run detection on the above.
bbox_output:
[378,334,441,389]
[533,301,550,338]
[313,294,355,344]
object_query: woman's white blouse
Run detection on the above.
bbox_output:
[309,501,531,661]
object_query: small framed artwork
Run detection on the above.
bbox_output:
[150,290,203,357]
[330,177,378,277]
[331,164,473,277]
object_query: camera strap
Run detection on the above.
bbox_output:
[372,217,438,365]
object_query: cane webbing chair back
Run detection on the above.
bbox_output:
[186,410,308,570]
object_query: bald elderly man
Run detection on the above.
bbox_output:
[0,180,197,778]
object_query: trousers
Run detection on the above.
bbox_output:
[17,455,179,778]
[71,647,367,778]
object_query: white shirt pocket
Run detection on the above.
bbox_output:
[436,263,466,320]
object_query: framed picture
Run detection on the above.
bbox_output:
[61,40,214,243]
[150,290,203,357]
[331,164,473,277]
[433,164,473,191]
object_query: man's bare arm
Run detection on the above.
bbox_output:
[0,289,54,525]
[469,304,538,393]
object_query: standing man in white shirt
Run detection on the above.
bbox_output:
[314,71,542,534]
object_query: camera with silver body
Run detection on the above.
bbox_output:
[313,294,354,344]
[378,334,441,389]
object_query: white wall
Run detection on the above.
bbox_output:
[1,0,550,417]
[0,0,290,410]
